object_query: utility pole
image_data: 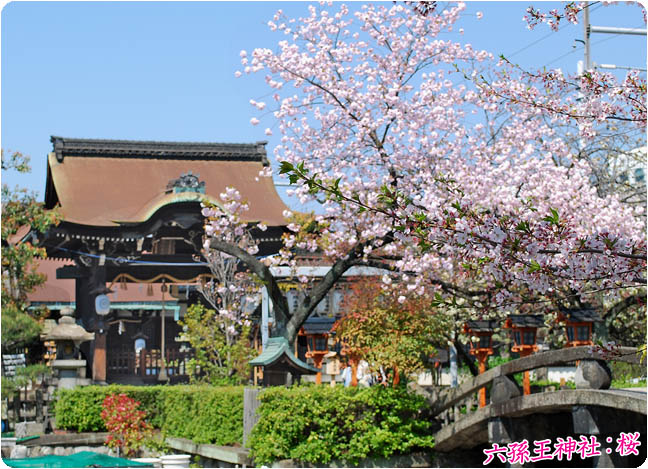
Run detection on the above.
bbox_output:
[581,2,647,72]
[583,4,591,71]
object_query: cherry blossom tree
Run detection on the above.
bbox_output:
[180,188,260,383]
[205,2,645,344]
[199,187,260,344]
[484,1,647,338]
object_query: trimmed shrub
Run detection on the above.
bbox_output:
[54,385,244,445]
[159,386,243,445]
[248,385,434,465]
[55,384,433,463]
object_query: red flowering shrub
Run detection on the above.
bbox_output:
[100,393,152,456]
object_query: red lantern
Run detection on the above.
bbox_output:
[504,315,544,395]
[464,321,496,407]
[299,328,329,384]
[557,308,600,348]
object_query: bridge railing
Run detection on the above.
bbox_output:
[438,392,482,427]
[412,345,640,419]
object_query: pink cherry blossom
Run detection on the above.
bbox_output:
[203,2,645,340]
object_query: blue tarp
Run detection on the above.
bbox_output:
[4,451,153,468]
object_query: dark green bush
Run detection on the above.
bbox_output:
[54,385,244,445]
[248,385,434,465]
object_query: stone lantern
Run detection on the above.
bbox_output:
[44,308,94,389]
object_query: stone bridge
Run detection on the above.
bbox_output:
[412,346,646,467]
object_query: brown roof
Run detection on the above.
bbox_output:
[45,137,290,227]
[28,258,76,303]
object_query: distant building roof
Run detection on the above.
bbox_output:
[44,136,290,227]
[429,348,449,364]
[50,136,270,163]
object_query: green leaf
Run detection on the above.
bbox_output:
[278,161,294,175]
[528,260,541,273]
[542,208,560,225]
[515,221,530,233]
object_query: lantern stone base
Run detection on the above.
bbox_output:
[55,377,92,390]
[52,359,86,372]
[52,359,90,389]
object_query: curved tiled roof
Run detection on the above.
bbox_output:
[45,137,289,227]
[50,136,270,163]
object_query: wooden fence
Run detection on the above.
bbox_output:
[107,348,193,378]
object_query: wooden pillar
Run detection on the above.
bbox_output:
[312,356,325,384]
[140,349,146,377]
[93,333,107,382]
[75,270,93,378]
[243,388,261,446]
[518,349,534,395]
[522,370,531,396]
[477,352,488,408]
[392,365,400,388]
[74,262,107,384]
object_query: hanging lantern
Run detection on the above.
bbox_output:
[464,321,497,356]
[306,334,329,354]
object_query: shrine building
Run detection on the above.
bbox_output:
[32,136,290,384]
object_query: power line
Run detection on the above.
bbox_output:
[507,3,604,59]
[543,46,582,68]
[542,24,637,68]
[507,30,557,59]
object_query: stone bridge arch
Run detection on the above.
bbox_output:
[411,346,646,467]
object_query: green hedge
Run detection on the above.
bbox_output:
[248,385,434,465]
[54,385,244,445]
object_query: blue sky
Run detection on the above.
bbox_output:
[2,1,646,210]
